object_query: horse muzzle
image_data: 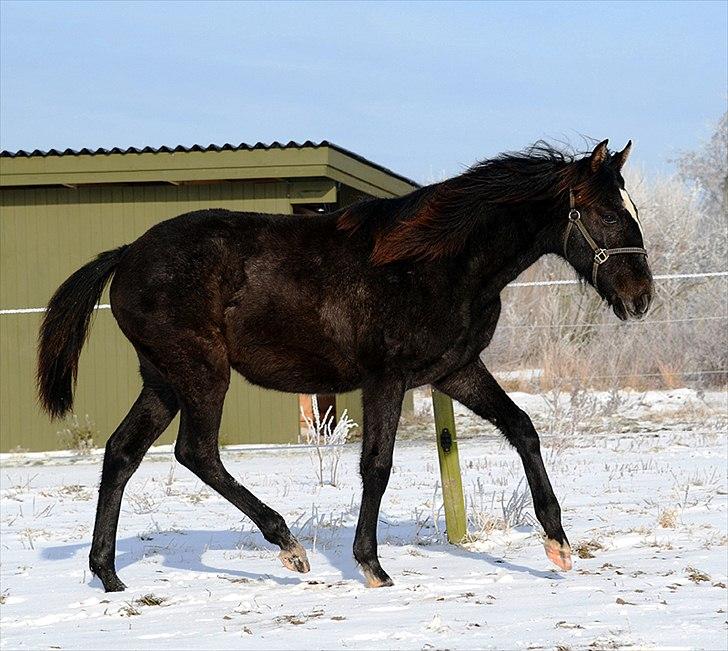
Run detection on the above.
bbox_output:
[613,288,652,321]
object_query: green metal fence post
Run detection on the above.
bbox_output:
[431,387,467,544]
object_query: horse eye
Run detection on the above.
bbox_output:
[601,213,618,225]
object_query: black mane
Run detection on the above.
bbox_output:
[337,142,611,265]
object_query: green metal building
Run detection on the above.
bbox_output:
[0,141,418,452]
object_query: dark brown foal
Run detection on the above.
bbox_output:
[38,140,652,590]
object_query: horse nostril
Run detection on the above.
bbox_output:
[636,292,651,315]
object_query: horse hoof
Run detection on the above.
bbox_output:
[362,567,394,588]
[544,537,572,571]
[279,542,310,574]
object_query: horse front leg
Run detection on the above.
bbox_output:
[353,376,406,587]
[434,360,571,571]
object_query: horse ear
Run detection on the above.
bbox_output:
[589,139,609,173]
[612,140,632,171]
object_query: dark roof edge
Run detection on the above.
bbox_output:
[0,140,420,188]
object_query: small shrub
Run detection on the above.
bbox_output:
[501,478,533,528]
[301,397,357,486]
[126,490,160,515]
[57,414,96,455]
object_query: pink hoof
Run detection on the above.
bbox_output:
[544,537,572,571]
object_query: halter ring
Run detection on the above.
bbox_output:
[568,209,580,221]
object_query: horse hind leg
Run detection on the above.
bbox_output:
[353,376,406,587]
[89,367,178,591]
[171,358,310,575]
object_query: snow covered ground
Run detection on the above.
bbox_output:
[1,389,726,650]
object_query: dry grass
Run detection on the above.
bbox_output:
[119,603,141,617]
[685,566,711,583]
[464,478,536,542]
[133,593,167,606]
[275,608,325,626]
[126,490,160,515]
[658,508,679,528]
[56,484,93,501]
[574,539,604,559]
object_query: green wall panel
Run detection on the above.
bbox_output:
[0,181,300,452]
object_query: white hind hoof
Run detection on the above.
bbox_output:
[279,542,310,574]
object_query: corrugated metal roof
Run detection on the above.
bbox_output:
[0,140,419,187]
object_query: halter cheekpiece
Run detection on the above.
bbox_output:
[563,190,648,287]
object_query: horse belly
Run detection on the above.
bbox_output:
[230,346,360,394]
[225,299,360,394]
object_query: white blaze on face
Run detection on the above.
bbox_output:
[619,187,644,239]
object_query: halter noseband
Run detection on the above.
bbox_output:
[563,190,648,287]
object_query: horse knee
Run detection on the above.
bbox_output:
[503,409,540,453]
[510,408,535,433]
[521,430,541,456]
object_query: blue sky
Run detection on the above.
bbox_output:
[1,1,725,182]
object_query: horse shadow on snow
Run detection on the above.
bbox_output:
[43,519,562,591]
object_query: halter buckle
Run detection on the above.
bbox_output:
[568,208,580,222]
[594,248,609,264]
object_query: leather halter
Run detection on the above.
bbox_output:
[563,190,648,287]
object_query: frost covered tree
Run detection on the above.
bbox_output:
[675,110,727,219]
[673,111,727,269]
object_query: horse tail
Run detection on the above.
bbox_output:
[37,245,129,418]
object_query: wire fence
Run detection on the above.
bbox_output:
[507,270,728,288]
[2,268,726,390]
[499,314,726,330]
[486,269,727,391]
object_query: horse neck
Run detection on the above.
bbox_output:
[462,200,563,298]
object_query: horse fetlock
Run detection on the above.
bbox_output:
[536,502,564,534]
[352,534,377,562]
[260,518,295,553]
[101,574,127,592]
[88,554,126,592]
[90,561,127,592]
[354,540,392,587]
[360,563,394,588]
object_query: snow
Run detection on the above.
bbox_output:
[1,389,726,649]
